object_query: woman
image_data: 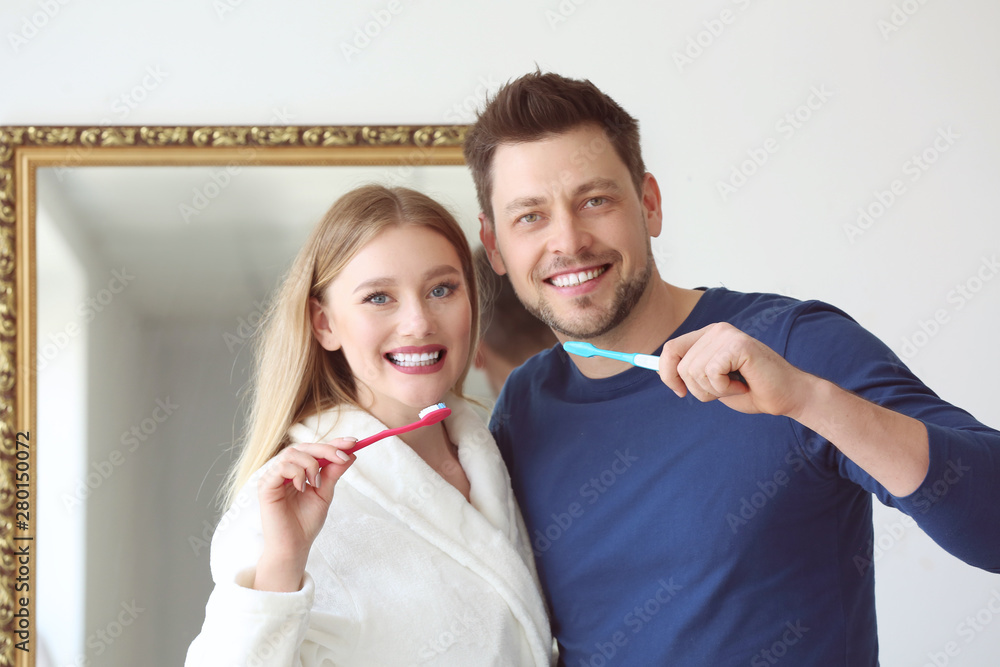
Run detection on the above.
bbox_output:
[186,185,554,666]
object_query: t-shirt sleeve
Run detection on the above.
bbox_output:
[780,301,1000,573]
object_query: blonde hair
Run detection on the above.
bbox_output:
[222,184,480,508]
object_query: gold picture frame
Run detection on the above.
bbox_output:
[0,124,468,666]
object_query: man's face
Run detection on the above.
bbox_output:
[480,123,662,340]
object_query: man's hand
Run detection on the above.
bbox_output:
[658,322,814,419]
[659,322,929,496]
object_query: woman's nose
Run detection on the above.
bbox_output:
[398,299,434,338]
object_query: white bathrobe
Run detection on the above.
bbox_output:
[186,397,555,666]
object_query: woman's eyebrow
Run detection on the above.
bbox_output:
[422,265,462,281]
[353,276,395,294]
[352,265,460,294]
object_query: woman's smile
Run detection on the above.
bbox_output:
[385,344,447,373]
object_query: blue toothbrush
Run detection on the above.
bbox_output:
[563,341,747,384]
[563,341,661,370]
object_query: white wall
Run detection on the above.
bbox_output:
[36,178,153,665]
[35,203,87,667]
[6,0,999,665]
[141,320,248,664]
[83,297,149,666]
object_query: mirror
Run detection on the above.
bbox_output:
[0,124,483,667]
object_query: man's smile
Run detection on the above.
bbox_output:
[547,265,609,288]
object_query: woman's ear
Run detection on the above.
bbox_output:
[309,297,342,351]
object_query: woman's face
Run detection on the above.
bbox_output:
[311,224,472,426]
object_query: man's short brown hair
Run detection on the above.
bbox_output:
[463,70,646,224]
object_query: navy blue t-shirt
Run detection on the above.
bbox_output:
[490,288,1000,666]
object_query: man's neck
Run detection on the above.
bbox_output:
[562,279,704,379]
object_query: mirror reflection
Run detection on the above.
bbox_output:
[35,164,485,667]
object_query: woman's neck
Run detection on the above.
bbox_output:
[356,389,469,499]
[401,420,470,502]
[397,421,451,459]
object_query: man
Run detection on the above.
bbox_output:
[474,245,558,396]
[464,71,1000,665]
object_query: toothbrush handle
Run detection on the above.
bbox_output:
[638,353,748,386]
[309,427,398,466]
[350,423,413,454]
[632,354,660,371]
[283,404,453,486]
[281,426,402,485]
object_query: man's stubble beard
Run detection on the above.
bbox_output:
[517,243,656,340]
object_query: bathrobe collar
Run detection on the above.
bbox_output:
[287,396,552,664]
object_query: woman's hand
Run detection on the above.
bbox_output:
[252,440,357,592]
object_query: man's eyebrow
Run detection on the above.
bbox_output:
[502,179,626,217]
[503,196,548,217]
[573,178,624,197]
[352,265,461,294]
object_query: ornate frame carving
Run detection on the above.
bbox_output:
[0,124,468,666]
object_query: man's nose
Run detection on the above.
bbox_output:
[546,209,592,256]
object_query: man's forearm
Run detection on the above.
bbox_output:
[787,373,930,497]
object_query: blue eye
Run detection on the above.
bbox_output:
[363,292,389,305]
[430,283,456,298]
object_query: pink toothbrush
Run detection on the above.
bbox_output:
[283,403,451,484]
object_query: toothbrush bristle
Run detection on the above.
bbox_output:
[418,403,446,419]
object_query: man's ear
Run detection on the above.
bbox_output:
[309,297,341,351]
[478,212,507,275]
[640,172,663,238]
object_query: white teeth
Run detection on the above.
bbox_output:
[388,351,442,367]
[550,266,606,288]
